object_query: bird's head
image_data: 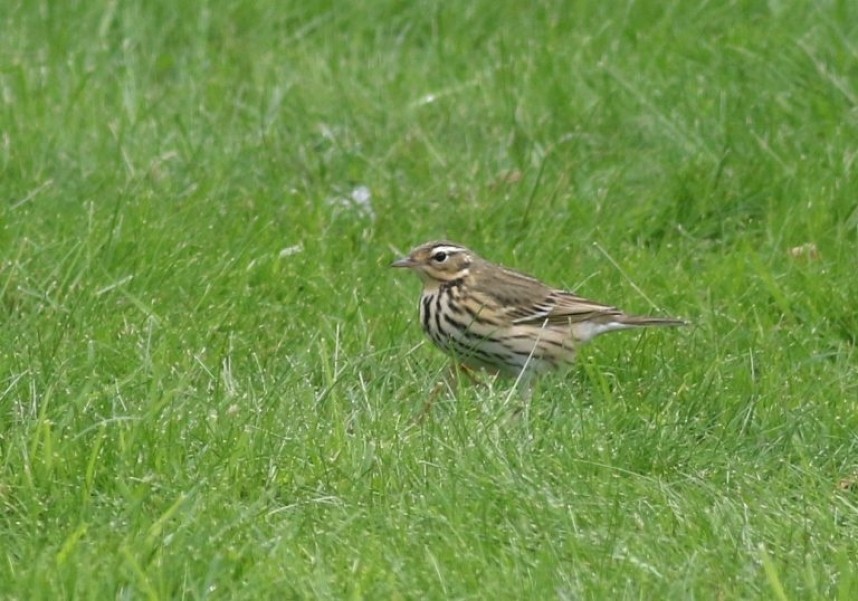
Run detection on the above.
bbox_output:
[391,241,474,285]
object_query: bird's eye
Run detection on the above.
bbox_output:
[431,251,448,263]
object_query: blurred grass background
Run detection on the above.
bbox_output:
[1,0,857,598]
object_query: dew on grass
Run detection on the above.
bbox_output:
[326,185,374,220]
[279,244,303,258]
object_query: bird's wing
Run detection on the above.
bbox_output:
[470,264,622,325]
[510,290,624,325]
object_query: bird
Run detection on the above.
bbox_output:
[391,240,686,385]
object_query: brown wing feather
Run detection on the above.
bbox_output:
[468,263,553,323]
[468,258,686,328]
[516,290,624,325]
[469,261,620,325]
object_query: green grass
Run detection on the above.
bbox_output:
[2,0,857,598]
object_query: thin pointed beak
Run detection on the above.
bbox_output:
[391,256,415,268]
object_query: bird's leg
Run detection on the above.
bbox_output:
[414,363,483,423]
[452,362,484,386]
[504,369,537,418]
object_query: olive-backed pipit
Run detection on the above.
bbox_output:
[392,240,685,384]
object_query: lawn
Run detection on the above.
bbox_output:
[1,0,857,598]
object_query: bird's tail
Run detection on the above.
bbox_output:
[616,315,688,328]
